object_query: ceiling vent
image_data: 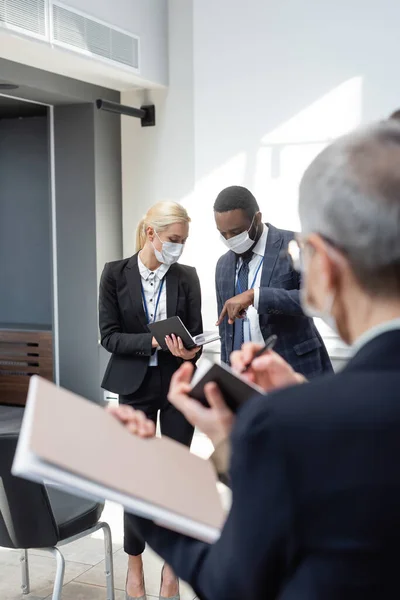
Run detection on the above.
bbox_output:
[51,2,140,71]
[0,0,48,39]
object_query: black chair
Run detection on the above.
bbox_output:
[0,430,115,600]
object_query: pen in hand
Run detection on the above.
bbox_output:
[240,335,278,373]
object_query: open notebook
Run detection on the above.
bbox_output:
[12,376,226,544]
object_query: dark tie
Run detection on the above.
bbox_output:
[232,254,253,351]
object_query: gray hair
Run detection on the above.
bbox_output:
[299,119,400,296]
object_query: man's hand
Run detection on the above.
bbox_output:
[107,405,156,437]
[231,342,307,392]
[165,334,200,360]
[216,289,255,325]
[168,362,234,447]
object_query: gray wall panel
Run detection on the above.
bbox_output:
[53,102,122,403]
[53,103,100,401]
[0,116,51,326]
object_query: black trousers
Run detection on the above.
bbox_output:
[119,358,194,556]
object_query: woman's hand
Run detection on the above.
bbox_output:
[107,405,156,438]
[168,362,234,447]
[152,337,159,349]
[231,342,307,392]
[165,334,200,360]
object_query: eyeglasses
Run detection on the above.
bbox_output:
[286,234,345,273]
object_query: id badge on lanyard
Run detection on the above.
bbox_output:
[243,316,251,342]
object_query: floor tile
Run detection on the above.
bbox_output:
[43,581,125,599]
[0,548,92,600]
[77,547,196,600]
[28,535,115,567]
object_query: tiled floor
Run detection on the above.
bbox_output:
[0,432,216,600]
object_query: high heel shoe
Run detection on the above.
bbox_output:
[159,565,180,600]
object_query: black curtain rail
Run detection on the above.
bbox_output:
[96,99,156,127]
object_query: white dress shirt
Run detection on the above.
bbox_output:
[138,255,169,366]
[235,224,269,345]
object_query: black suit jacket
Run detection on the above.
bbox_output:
[216,224,332,378]
[99,255,203,396]
[135,329,400,600]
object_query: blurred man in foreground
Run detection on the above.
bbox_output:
[111,118,400,600]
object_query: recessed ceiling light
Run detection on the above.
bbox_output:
[0,83,19,90]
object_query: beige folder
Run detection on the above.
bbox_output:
[12,376,226,543]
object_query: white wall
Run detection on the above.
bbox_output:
[121,0,194,251]
[63,0,168,85]
[122,0,400,352]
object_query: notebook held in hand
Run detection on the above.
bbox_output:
[190,358,265,413]
[149,316,220,351]
[12,376,226,544]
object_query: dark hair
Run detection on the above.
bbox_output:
[213,186,259,219]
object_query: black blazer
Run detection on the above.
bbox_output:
[99,254,203,396]
[135,329,400,600]
[216,224,332,378]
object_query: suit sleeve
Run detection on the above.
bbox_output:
[99,264,153,356]
[135,397,294,600]
[215,263,227,364]
[257,270,305,317]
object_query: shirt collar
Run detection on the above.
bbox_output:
[352,317,400,355]
[252,223,269,257]
[138,254,170,281]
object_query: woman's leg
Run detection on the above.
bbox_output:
[124,515,146,598]
[158,366,195,598]
[120,369,161,597]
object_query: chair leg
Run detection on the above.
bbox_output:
[47,547,65,600]
[99,522,115,600]
[20,550,30,595]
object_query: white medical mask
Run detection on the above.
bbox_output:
[220,215,257,254]
[300,286,337,333]
[152,231,184,265]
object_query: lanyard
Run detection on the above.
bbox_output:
[141,278,165,324]
[236,256,264,294]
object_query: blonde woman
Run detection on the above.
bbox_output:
[99,202,202,600]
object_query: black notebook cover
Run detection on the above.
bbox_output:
[149,316,197,350]
[190,359,265,413]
